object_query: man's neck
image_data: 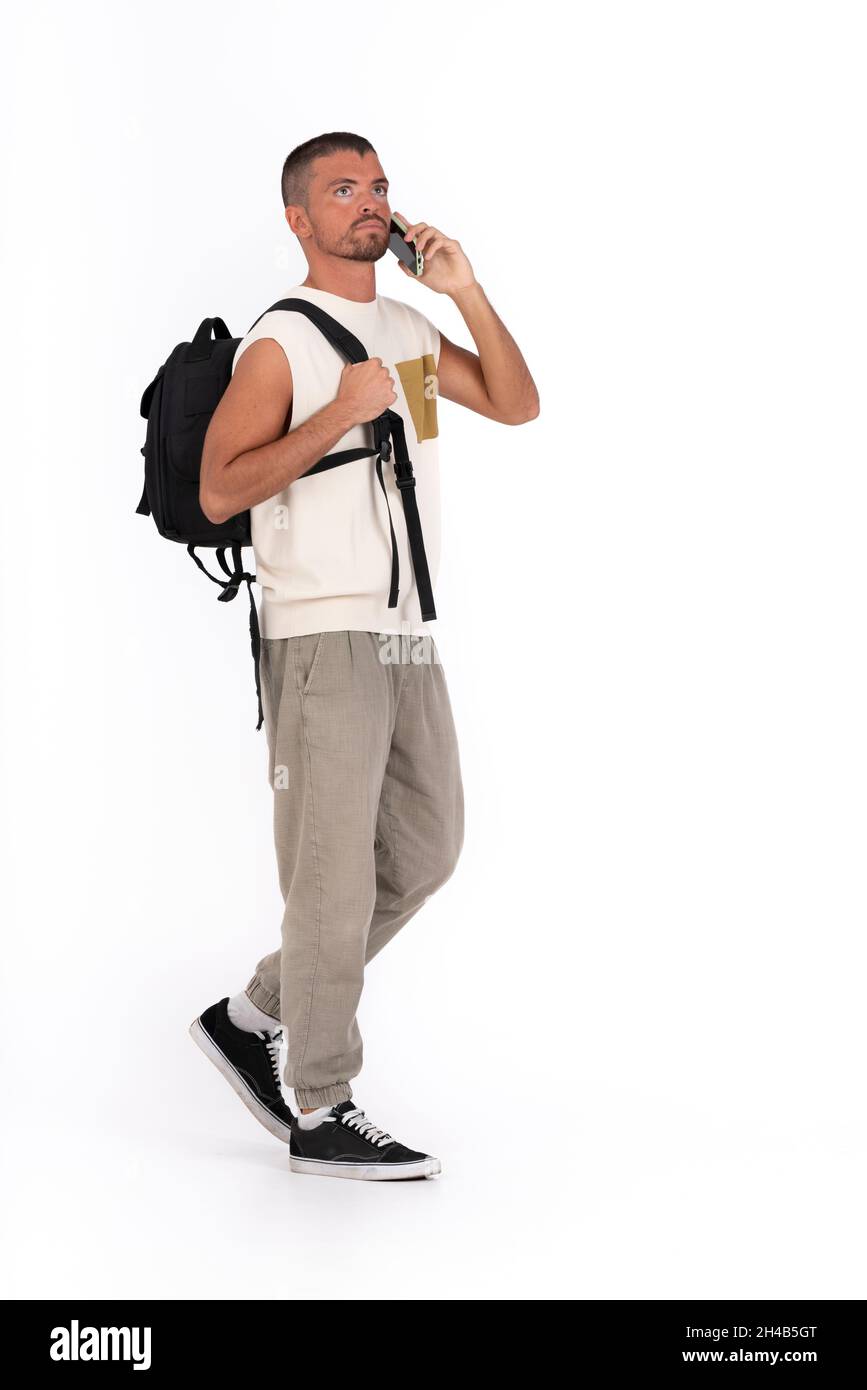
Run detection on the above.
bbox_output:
[301,270,377,304]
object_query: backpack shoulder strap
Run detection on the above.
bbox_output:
[248,298,369,366]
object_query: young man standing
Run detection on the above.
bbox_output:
[190,132,539,1181]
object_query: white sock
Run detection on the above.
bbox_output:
[227,990,281,1035]
[296,1104,337,1129]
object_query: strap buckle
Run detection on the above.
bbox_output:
[379,439,392,463]
[395,472,416,490]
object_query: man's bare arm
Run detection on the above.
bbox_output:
[199,339,357,526]
[436,283,540,426]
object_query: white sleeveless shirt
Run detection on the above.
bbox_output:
[232,283,441,639]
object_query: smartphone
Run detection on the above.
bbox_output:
[389,213,424,277]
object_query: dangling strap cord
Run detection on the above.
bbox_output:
[188,543,264,730]
[383,412,437,622]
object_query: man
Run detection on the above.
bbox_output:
[189,131,540,1181]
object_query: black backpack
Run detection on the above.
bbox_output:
[136,297,437,728]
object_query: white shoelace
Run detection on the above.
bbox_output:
[336,1106,395,1147]
[259,1030,283,1085]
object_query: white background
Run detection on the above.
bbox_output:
[2,0,865,1300]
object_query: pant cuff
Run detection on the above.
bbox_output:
[294,1081,353,1109]
[245,976,281,1022]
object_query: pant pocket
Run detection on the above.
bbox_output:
[291,632,326,698]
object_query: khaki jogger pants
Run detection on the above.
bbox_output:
[244,630,465,1109]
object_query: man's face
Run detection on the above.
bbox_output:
[291,151,392,263]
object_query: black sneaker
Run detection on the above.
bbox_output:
[289,1099,442,1180]
[189,997,295,1144]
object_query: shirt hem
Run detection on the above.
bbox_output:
[258,593,436,639]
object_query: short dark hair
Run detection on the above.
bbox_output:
[281,132,378,210]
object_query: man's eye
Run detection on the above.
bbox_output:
[336,185,388,195]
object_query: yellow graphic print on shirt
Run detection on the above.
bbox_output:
[395,353,439,443]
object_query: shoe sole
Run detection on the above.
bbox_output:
[189,1016,294,1145]
[289,1154,442,1181]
